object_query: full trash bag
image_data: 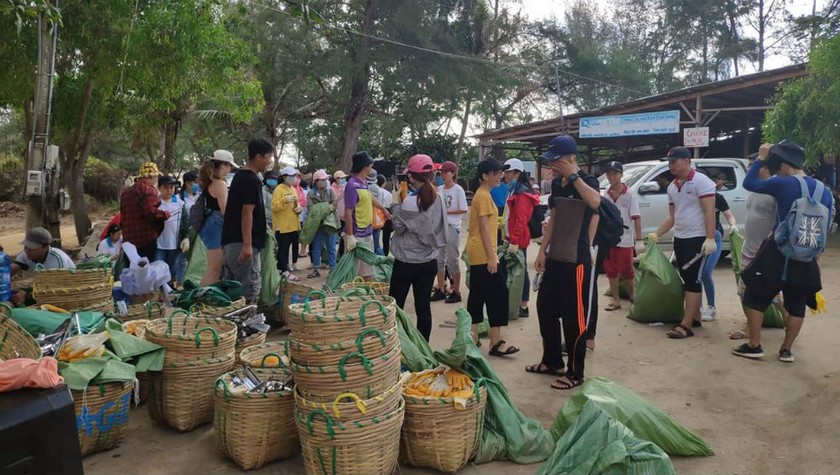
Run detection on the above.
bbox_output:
[300,202,334,245]
[434,307,554,464]
[551,378,713,457]
[628,243,684,323]
[183,231,207,287]
[537,400,675,475]
[325,242,393,290]
[396,306,437,372]
[728,230,785,328]
[259,231,281,307]
[498,242,525,321]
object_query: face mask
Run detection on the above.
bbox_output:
[191,183,200,194]
[435,175,444,186]
[338,178,346,185]
[509,178,518,188]
[266,179,278,188]
[285,176,296,186]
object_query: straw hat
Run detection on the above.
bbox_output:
[137,162,163,178]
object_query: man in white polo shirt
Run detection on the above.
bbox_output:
[602,161,643,311]
[649,147,718,339]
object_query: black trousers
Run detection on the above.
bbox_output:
[276,231,299,272]
[536,259,594,380]
[382,220,393,256]
[337,220,346,257]
[389,259,438,341]
[467,264,509,328]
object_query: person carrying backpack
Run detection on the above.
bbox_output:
[734,140,835,363]
[503,158,539,318]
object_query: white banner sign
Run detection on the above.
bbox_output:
[579,110,680,138]
[683,127,710,148]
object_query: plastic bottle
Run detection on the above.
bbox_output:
[0,251,10,302]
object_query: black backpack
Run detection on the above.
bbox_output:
[528,202,544,239]
[189,192,210,233]
[595,198,626,248]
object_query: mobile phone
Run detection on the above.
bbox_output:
[397,174,409,183]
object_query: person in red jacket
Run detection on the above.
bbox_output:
[503,158,539,318]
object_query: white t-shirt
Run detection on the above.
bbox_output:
[438,183,468,230]
[15,247,75,270]
[667,169,716,239]
[603,184,640,248]
[97,237,122,257]
[157,196,185,250]
[380,188,393,208]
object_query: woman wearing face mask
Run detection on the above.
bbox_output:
[332,171,348,257]
[272,167,303,280]
[178,171,199,210]
[307,169,339,277]
[263,170,280,230]
[388,154,448,341]
[294,173,309,262]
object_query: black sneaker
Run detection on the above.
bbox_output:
[445,292,461,304]
[779,348,795,363]
[431,288,446,302]
[733,343,764,359]
[518,306,529,318]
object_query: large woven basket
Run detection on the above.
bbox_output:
[296,401,404,475]
[289,326,398,367]
[121,301,166,322]
[83,299,116,315]
[287,294,397,346]
[191,298,247,318]
[33,282,113,311]
[278,280,318,323]
[239,340,289,369]
[234,332,267,365]
[72,381,134,456]
[0,303,41,360]
[340,277,390,296]
[34,267,111,288]
[292,344,402,402]
[148,354,235,432]
[145,313,237,362]
[401,385,488,473]
[213,369,298,470]
[294,378,403,423]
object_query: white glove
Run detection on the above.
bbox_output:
[701,238,718,256]
[345,235,357,252]
[179,238,190,253]
[293,205,303,214]
[285,194,297,203]
[647,232,659,244]
[590,246,598,264]
[634,240,646,255]
[507,244,519,254]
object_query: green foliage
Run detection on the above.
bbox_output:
[0,153,24,201]
[83,157,129,204]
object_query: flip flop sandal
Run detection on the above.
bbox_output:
[489,340,520,357]
[438,320,458,328]
[525,363,563,376]
[605,303,622,311]
[667,324,694,339]
[728,330,747,340]
[550,376,582,391]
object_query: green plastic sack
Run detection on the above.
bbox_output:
[183,230,207,287]
[58,353,136,390]
[628,243,684,323]
[259,232,281,307]
[434,308,554,464]
[499,242,525,321]
[551,378,713,457]
[325,242,393,290]
[396,307,437,371]
[300,202,333,245]
[537,400,675,475]
[104,319,164,373]
[728,230,785,328]
[11,309,106,336]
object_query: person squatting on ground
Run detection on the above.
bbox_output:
[602,161,643,312]
[155,175,185,288]
[307,169,339,278]
[120,162,170,262]
[734,140,835,363]
[388,154,448,341]
[197,151,234,286]
[11,227,76,306]
[700,186,737,321]
[344,152,390,280]
[431,160,468,304]
[503,158,539,318]
[467,159,520,357]
[531,135,601,390]
[272,166,303,281]
[649,146,718,339]
[221,138,273,304]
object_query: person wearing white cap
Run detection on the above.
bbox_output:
[503,158,539,319]
[307,169,339,277]
[272,166,303,280]
[198,150,235,286]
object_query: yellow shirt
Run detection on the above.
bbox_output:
[466,187,498,266]
[271,184,301,233]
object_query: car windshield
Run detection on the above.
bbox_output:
[597,164,654,190]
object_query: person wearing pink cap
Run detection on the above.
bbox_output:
[306,169,339,277]
[432,160,468,303]
[389,154,449,341]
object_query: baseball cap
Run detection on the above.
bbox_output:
[604,161,623,172]
[212,150,238,168]
[264,170,280,180]
[158,175,178,186]
[183,171,197,182]
[405,154,434,174]
[440,161,458,173]
[21,227,52,249]
[333,170,347,179]
[540,135,577,161]
[313,169,329,181]
[476,159,508,176]
[504,158,525,172]
[666,146,692,160]
[280,166,296,176]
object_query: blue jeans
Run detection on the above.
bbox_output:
[312,231,338,269]
[174,253,187,284]
[373,229,384,256]
[701,230,723,307]
[155,248,180,282]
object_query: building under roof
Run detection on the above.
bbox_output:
[475,63,808,166]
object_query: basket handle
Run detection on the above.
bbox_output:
[339,287,373,298]
[303,289,328,312]
[331,392,367,418]
[165,309,191,335]
[355,328,386,353]
[473,377,488,402]
[188,303,204,315]
[214,378,233,401]
[146,301,164,319]
[338,351,373,381]
[305,409,336,438]
[351,276,366,284]
[259,352,284,368]
[358,300,387,327]
[0,302,12,318]
[194,326,219,348]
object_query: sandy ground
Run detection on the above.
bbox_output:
[77,236,840,475]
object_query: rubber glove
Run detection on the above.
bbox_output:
[344,235,357,252]
[179,238,190,253]
[810,291,827,315]
[634,240,646,255]
[701,238,718,256]
[293,205,303,214]
[507,244,519,254]
[285,194,297,203]
[647,232,658,244]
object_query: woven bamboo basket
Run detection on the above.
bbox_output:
[239,340,289,369]
[121,301,167,322]
[72,381,134,456]
[145,313,237,362]
[294,378,402,423]
[296,400,404,475]
[278,280,318,323]
[191,298,247,318]
[292,344,402,402]
[83,299,116,315]
[401,385,488,473]
[148,354,235,432]
[340,277,390,296]
[213,369,298,470]
[129,292,159,305]
[234,332,267,365]
[0,303,41,360]
[287,294,397,346]
[34,267,111,288]
[33,282,113,311]
[289,326,398,367]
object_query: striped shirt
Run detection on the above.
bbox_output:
[15,247,76,270]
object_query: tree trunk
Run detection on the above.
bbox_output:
[67,145,92,246]
[454,94,472,166]
[337,0,379,171]
[161,119,180,172]
[758,0,765,71]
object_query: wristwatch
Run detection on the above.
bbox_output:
[568,173,579,183]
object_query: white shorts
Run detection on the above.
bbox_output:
[436,224,461,274]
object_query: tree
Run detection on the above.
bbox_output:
[745,0,789,71]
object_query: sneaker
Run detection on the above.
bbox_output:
[445,292,462,304]
[307,269,321,279]
[431,288,446,302]
[733,343,764,359]
[518,306,530,318]
[701,306,717,322]
[779,348,795,363]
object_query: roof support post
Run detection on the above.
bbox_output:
[694,95,703,159]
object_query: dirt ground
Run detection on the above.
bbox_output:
[0,202,112,255]
[73,237,840,475]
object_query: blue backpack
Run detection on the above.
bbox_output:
[774,176,831,274]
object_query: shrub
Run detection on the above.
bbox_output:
[84,157,129,204]
[0,154,25,202]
